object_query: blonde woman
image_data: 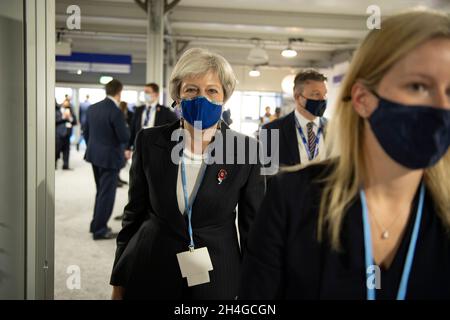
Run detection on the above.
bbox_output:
[240,9,450,300]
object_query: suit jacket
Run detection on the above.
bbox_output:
[83,98,130,170]
[79,101,91,128]
[128,103,179,150]
[261,111,327,169]
[110,121,266,299]
[56,106,77,139]
[239,160,450,299]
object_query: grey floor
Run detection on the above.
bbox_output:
[55,146,129,299]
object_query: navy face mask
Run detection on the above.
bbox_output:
[181,96,223,129]
[368,92,450,169]
[302,95,327,117]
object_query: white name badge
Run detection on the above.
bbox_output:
[176,247,213,287]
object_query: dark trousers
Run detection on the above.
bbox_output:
[56,136,71,168]
[90,165,119,236]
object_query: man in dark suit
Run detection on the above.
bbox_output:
[261,69,329,174]
[113,82,179,221]
[127,83,178,151]
[83,79,130,240]
[76,94,91,151]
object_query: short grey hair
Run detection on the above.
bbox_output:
[169,48,237,103]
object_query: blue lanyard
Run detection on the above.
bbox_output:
[359,183,425,300]
[180,152,207,251]
[295,117,324,161]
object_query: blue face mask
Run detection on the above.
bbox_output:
[181,96,223,129]
[302,95,327,117]
[368,92,450,169]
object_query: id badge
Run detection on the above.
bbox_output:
[176,247,213,287]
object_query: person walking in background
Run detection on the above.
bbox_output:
[273,107,281,120]
[127,83,178,151]
[56,99,77,170]
[222,108,233,126]
[260,106,275,125]
[119,101,133,128]
[117,101,133,188]
[84,79,130,240]
[77,94,91,151]
[262,69,329,172]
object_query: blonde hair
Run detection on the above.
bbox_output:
[318,8,450,250]
[169,48,237,103]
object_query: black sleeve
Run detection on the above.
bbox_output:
[128,113,137,150]
[110,130,150,286]
[112,109,130,144]
[237,161,265,256]
[55,109,65,125]
[239,173,288,299]
[71,111,77,126]
[82,111,89,144]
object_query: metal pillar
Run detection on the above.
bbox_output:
[146,0,164,87]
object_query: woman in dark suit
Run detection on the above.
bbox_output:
[110,48,265,299]
[240,9,450,300]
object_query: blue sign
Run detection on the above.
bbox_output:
[56,52,132,74]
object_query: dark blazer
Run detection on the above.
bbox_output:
[110,121,266,299]
[79,101,91,128]
[261,111,327,169]
[83,98,130,170]
[128,104,179,150]
[239,160,450,299]
[56,106,77,139]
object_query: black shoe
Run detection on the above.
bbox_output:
[114,214,124,221]
[93,230,118,240]
[117,181,124,188]
[62,167,73,171]
[118,178,128,185]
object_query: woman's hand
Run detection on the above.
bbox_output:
[111,286,125,300]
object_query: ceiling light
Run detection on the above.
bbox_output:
[99,76,113,84]
[249,67,260,77]
[281,38,302,58]
[76,69,82,75]
[281,47,297,58]
[247,39,269,64]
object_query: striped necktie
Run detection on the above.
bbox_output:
[143,106,151,127]
[306,121,316,159]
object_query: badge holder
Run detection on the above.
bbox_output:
[177,246,213,287]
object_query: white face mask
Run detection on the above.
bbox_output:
[145,93,157,104]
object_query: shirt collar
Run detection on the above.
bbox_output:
[146,101,158,109]
[107,95,120,107]
[294,109,320,128]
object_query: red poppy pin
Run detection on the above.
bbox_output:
[217,169,227,184]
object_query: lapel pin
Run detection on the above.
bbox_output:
[217,169,227,185]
